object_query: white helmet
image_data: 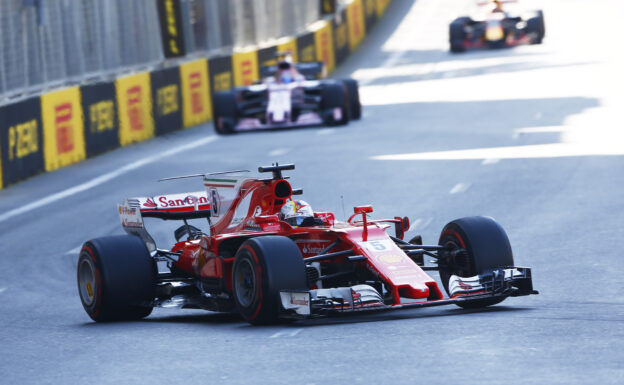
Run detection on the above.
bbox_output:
[280,200,314,227]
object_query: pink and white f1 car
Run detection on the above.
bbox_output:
[77,163,537,325]
[212,56,360,134]
[450,0,545,52]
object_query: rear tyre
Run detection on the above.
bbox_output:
[77,235,156,322]
[320,82,349,126]
[341,78,361,120]
[212,91,238,135]
[232,236,308,325]
[438,216,514,309]
[449,17,471,53]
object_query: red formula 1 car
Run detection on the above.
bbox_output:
[212,54,360,135]
[450,0,545,53]
[77,163,537,325]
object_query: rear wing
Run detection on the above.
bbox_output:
[118,191,210,253]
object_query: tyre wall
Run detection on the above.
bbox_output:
[0,0,392,190]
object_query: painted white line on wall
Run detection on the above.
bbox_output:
[0,136,218,224]
[268,148,290,157]
[449,183,470,194]
[270,328,303,338]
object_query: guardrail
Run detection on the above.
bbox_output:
[0,0,392,190]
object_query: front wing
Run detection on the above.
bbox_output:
[279,267,537,319]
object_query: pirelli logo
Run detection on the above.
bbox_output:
[126,85,144,131]
[89,100,115,133]
[156,85,179,116]
[54,103,74,154]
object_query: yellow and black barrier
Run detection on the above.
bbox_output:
[0,0,393,190]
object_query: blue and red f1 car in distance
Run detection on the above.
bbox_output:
[77,163,537,325]
[450,0,545,53]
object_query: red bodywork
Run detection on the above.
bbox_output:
[136,175,445,307]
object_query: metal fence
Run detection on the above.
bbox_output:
[0,0,323,101]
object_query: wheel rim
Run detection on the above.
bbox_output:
[234,258,256,308]
[78,256,97,307]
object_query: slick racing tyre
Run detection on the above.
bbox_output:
[77,235,156,322]
[526,10,545,44]
[341,78,361,120]
[232,236,308,325]
[449,17,471,53]
[320,82,349,126]
[212,91,238,135]
[438,216,514,309]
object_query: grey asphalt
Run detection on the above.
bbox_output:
[0,0,622,384]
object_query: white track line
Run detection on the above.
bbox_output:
[482,158,500,165]
[268,148,290,157]
[270,328,303,338]
[0,136,218,224]
[449,183,470,194]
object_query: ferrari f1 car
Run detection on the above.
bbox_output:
[77,163,537,325]
[212,55,360,134]
[450,0,545,53]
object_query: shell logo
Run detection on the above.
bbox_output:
[378,254,404,264]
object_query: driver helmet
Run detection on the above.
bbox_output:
[280,200,314,227]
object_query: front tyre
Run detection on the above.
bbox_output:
[77,235,156,322]
[438,216,514,309]
[232,236,308,325]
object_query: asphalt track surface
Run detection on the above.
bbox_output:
[1,1,622,384]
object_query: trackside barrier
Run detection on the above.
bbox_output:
[116,72,155,147]
[41,87,86,172]
[180,59,212,127]
[0,0,393,190]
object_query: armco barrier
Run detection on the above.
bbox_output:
[151,67,183,135]
[0,0,394,190]
[82,82,119,158]
[0,97,44,187]
[180,59,212,128]
[116,72,155,146]
[41,87,86,172]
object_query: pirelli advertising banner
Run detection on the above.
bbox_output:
[41,87,86,172]
[0,97,44,188]
[180,58,212,127]
[297,31,316,63]
[81,82,118,157]
[347,0,366,52]
[151,66,182,135]
[208,55,233,96]
[116,72,155,146]
[314,20,335,73]
[232,49,259,87]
